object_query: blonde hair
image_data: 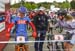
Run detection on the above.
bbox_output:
[65,15,73,21]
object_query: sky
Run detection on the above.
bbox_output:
[10,0,72,5]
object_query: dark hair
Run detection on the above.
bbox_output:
[57,10,67,16]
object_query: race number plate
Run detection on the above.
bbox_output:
[17,36,25,43]
[54,35,64,40]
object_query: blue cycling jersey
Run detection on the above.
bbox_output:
[12,16,31,37]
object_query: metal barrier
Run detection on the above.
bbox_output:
[2,40,74,51]
[0,40,71,43]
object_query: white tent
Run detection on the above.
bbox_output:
[39,7,46,11]
[51,8,60,12]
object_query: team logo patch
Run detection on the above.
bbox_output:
[17,20,27,24]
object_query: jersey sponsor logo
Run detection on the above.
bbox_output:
[17,20,27,24]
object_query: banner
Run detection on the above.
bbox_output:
[0,0,5,12]
[0,22,5,32]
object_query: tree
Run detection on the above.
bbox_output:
[61,1,70,9]
[37,2,52,9]
[11,3,20,8]
[24,2,38,10]
[70,0,75,9]
[11,2,38,10]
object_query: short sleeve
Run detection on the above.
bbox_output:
[27,16,31,23]
[69,22,75,28]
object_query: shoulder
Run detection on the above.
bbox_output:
[24,16,31,22]
[12,16,18,20]
[24,16,30,19]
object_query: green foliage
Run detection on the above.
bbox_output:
[61,1,70,9]
[11,2,38,10]
[11,1,71,10]
[70,0,75,9]
[24,2,32,10]
[37,2,51,9]
[11,3,21,8]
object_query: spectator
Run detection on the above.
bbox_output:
[33,7,49,51]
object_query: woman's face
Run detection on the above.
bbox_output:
[58,15,64,20]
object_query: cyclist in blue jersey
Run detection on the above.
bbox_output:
[6,6,37,51]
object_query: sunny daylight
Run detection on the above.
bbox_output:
[0,0,75,51]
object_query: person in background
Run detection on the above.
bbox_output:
[53,10,74,51]
[64,15,75,51]
[10,9,17,35]
[33,7,49,51]
[49,11,57,25]
[10,9,17,20]
[29,11,36,20]
[28,11,36,32]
